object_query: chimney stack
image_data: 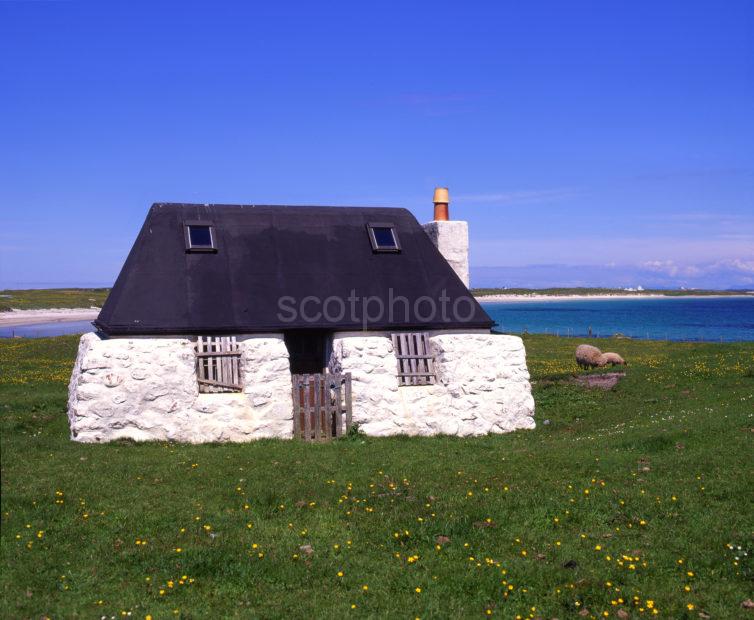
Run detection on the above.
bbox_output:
[432,187,450,221]
[422,187,470,288]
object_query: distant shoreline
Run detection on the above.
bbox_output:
[475,293,754,302]
[0,308,99,328]
[1,292,753,329]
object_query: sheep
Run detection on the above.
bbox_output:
[601,352,626,366]
[575,344,627,369]
[575,344,606,369]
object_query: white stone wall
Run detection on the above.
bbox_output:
[330,331,535,437]
[68,330,534,443]
[422,220,470,287]
[67,333,292,443]
[328,334,406,436]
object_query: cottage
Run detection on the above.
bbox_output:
[68,189,535,442]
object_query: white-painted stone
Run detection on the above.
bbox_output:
[67,333,292,443]
[330,331,535,437]
[422,220,470,287]
[68,329,534,443]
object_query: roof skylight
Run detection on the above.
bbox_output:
[185,224,217,252]
[367,224,400,252]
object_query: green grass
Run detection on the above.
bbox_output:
[471,287,753,297]
[0,288,110,311]
[1,335,752,619]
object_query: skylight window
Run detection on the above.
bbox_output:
[184,223,217,252]
[367,223,401,252]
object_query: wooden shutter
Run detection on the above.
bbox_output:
[195,336,242,393]
[391,332,436,386]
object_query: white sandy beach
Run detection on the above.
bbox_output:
[475,293,753,302]
[0,308,100,327]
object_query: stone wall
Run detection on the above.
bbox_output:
[330,331,535,437]
[68,330,534,443]
[422,220,470,287]
[329,334,407,436]
[67,333,292,443]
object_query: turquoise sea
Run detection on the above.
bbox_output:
[2,296,753,341]
[481,296,754,342]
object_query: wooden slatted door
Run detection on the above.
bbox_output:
[196,336,243,393]
[391,332,437,386]
[292,373,352,441]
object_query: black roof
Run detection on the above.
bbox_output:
[95,203,493,335]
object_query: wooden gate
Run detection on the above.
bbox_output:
[292,373,352,441]
[195,336,242,393]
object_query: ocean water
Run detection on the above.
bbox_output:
[2,297,753,341]
[481,296,754,342]
[0,320,95,339]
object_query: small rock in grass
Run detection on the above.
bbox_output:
[572,372,625,390]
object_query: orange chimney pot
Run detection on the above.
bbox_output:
[433,187,449,221]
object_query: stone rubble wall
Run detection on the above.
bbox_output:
[328,333,407,436]
[67,333,292,443]
[330,331,535,437]
[68,330,534,443]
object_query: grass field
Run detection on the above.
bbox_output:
[0,288,110,311]
[1,335,752,619]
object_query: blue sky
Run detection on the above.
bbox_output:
[1,0,752,289]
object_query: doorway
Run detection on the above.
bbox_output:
[284,330,330,375]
